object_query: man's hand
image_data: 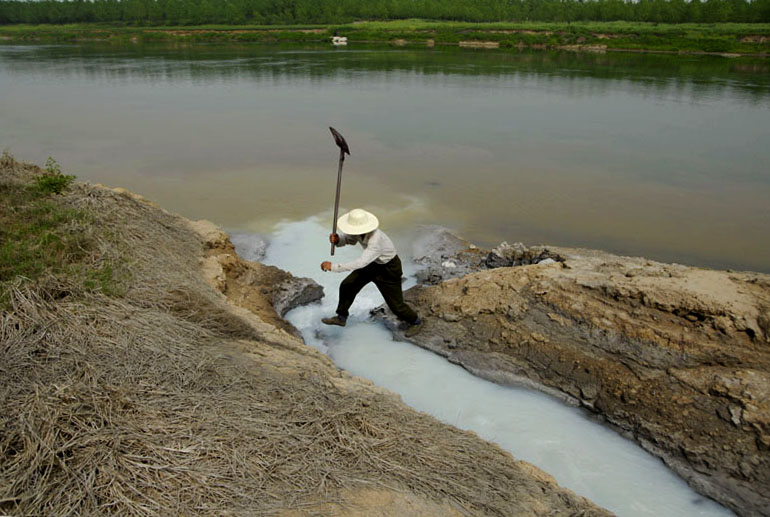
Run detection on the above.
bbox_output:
[321,261,332,272]
[329,233,340,245]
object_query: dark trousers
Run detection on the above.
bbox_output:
[336,256,418,324]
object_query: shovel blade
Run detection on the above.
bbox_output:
[329,127,350,156]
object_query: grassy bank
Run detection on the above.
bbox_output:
[2,20,769,54]
[0,153,126,307]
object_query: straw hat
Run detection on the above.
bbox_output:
[337,209,379,235]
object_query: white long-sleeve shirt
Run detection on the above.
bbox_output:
[332,229,397,272]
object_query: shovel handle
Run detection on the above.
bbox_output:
[329,127,349,258]
[331,149,344,257]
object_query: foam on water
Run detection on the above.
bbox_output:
[253,217,733,517]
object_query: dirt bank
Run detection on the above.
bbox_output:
[0,155,611,516]
[390,239,769,517]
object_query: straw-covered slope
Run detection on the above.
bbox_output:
[0,154,611,516]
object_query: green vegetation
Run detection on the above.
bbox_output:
[0,0,768,53]
[340,20,770,52]
[1,20,768,54]
[34,157,76,195]
[0,154,125,306]
[0,0,769,25]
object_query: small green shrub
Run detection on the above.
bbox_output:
[34,157,75,195]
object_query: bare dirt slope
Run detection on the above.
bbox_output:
[396,243,770,517]
[0,155,610,516]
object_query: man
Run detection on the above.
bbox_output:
[320,208,422,337]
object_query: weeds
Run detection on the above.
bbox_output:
[0,154,125,306]
[32,157,75,195]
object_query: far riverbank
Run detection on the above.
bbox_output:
[2,20,770,56]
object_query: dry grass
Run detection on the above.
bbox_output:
[0,154,605,516]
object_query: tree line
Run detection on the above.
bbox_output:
[1,0,768,25]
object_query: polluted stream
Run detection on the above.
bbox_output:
[239,216,735,517]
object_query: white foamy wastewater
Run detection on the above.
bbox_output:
[243,216,734,517]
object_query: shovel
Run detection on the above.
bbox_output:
[329,127,350,256]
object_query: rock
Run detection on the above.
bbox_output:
[485,241,564,269]
[272,276,325,317]
[409,226,567,286]
[486,241,528,268]
[413,236,564,285]
[411,225,469,264]
[381,242,770,517]
[415,252,485,285]
[580,382,601,401]
[729,405,743,426]
[410,226,486,284]
[758,309,770,338]
[193,219,323,335]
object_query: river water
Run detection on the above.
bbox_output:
[1,43,769,272]
[2,42,765,515]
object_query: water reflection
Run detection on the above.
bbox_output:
[3,43,769,102]
[1,43,768,272]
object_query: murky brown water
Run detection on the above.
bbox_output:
[1,43,768,271]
